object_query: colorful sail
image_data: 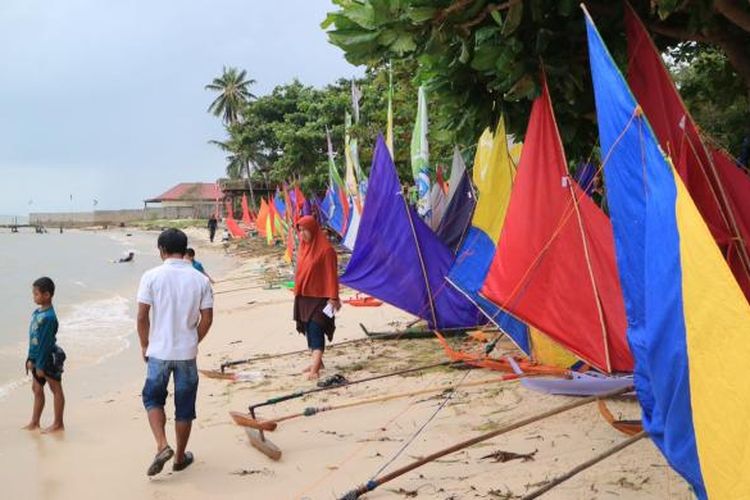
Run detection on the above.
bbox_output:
[225,200,246,238]
[386,62,394,157]
[430,148,465,231]
[341,136,486,329]
[224,199,234,220]
[480,80,632,374]
[625,4,750,301]
[349,82,368,194]
[585,9,750,497]
[241,194,253,226]
[265,200,275,245]
[574,162,597,198]
[344,112,360,201]
[429,183,447,230]
[435,149,476,253]
[473,125,514,241]
[273,187,286,219]
[292,184,307,221]
[284,223,295,264]
[342,199,361,251]
[282,183,293,223]
[323,187,346,236]
[226,218,246,239]
[411,86,431,219]
[447,123,530,353]
[270,197,287,239]
[256,198,269,238]
[326,128,350,234]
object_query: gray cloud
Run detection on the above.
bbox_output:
[0,0,361,214]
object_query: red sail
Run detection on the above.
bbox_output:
[625,4,750,301]
[241,194,253,226]
[480,82,632,373]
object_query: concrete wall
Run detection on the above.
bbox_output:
[30,204,216,226]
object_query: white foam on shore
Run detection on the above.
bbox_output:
[57,295,134,365]
[0,295,134,401]
[0,377,29,401]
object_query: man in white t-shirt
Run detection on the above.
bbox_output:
[136,228,213,476]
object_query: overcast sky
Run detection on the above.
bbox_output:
[0,0,361,215]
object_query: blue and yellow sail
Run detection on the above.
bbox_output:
[585,9,750,498]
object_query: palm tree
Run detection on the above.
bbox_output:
[208,139,260,208]
[206,67,258,207]
[205,66,256,125]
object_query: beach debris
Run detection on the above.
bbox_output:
[480,449,537,463]
[337,386,632,500]
[520,431,646,500]
[317,373,349,388]
[230,468,273,477]
[387,487,418,497]
[487,487,520,499]
[234,371,264,382]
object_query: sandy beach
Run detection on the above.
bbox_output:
[0,229,693,500]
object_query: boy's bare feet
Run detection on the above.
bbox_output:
[41,423,64,433]
[306,371,320,380]
[21,423,40,431]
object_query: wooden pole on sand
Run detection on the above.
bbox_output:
[338,386,633,500]
[520,430,647,499]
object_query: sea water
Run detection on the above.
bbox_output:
[0,228,232,400]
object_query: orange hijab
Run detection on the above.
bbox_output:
[294,216,339,299]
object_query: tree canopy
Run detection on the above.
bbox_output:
[205,66,257,125]
[322,0,750,160]
[209,65,454,194]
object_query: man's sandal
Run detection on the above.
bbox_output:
[147,445,174,476]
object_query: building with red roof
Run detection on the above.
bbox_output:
[144,182,222,218]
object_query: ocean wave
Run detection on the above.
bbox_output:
[57,295,134,365]
[0,295,135,401]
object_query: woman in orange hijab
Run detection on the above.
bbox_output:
[293,216,341,380]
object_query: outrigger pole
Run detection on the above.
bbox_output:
[520,430,647,499]
[230,373,550,432]
[338,385,633,500]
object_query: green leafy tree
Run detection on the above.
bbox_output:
[671,44,749,154]
[220,68,454,195]
[323,0,750,160]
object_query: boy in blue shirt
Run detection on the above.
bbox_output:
[23,277,66,433]
[185,248,214,284]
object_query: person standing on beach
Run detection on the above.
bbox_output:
[23,277,66,433]
[207,215,218,243]
[293,216,340,380]
[137,229,213,476]
[184,247,214,284]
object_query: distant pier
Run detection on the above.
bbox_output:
[0,223,48,233]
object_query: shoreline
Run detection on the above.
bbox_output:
[0,227,238,404]
[0,230,693,499]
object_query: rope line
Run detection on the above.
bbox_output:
[369,368,474,480]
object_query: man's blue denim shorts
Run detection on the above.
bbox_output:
[141,357,199,421]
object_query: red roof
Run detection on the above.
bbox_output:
[146,183,221,203]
